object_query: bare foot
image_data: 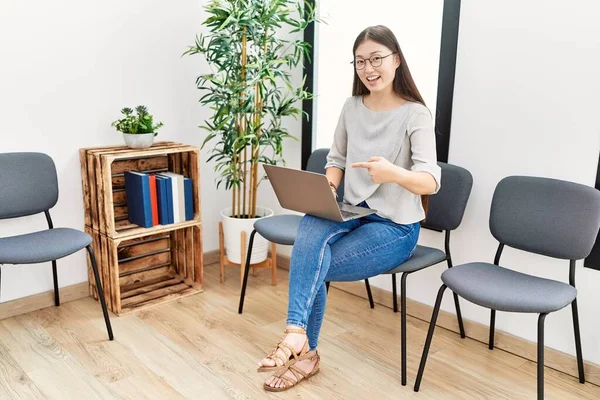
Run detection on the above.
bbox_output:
[264,350,319,390]
[258,325,308,369]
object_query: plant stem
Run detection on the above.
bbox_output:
[243,146,247,218]
[239,27,248,218]
[234,114,239,218]
[232,165,237,218]
[251,32,269,218]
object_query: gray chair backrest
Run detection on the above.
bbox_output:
[422,162,473,231]
[0,152,59,219]
[490,176,600,260]
[306,148,345,199]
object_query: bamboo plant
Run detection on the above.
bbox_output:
[184,0,318,219]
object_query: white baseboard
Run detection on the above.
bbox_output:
[0,282,90,320]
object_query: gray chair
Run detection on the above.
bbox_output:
[0,152,113,340]
[414,176,600,399]
[383,161,473,386]
[238,148,375,313]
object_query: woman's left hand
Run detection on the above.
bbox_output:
[351,156,404,184]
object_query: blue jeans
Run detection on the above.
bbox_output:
[286,202,420,350]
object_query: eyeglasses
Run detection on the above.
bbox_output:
[351,53,395,70]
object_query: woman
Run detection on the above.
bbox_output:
[259,25,441,392]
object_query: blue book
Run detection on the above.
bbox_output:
[124,171,153,228]
[155,176,170,225]
[184,177,194,221]
[156,173,175,224]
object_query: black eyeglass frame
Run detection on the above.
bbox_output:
[350,52,396,70]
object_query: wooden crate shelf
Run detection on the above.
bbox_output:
[80,142,203,316]
[88,225,203,316]
[80,141,202,239]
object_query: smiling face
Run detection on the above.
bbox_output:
[354,39,400,95]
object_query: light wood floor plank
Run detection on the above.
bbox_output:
[0,262,599,399]
[29,302,186,399]
[0,340,46,400]
[102,315,227,399]
[1,313,116,399]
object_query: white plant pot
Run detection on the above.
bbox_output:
[123,133,155,149]
[221,206,274,265]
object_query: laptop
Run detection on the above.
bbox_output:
[263,164,377,222]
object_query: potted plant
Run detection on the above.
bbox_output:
[184,0,319,264]
[112,105,164,149]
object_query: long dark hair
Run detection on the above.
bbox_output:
[352,25,425,107]
[353,25,431,215]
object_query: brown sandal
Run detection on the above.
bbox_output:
[263,350,321,392]
[257,327,309,372]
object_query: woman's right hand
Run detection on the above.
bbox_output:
[330,186,337,200]
[325,166,343,201]
[328,182,338,200]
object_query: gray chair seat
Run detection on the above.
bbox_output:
[254,214,302,245]
[385,245,447,274]
[442,262,577,313]
[0,228,92,264]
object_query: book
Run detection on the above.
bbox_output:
[149,174,159,226]
[184,177,194,221]
[124,171,153,228]
[155,175,171,225]
[158,172,185,223]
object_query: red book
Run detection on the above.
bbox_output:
[149,174,159,226]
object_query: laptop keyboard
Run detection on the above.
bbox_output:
[340,210,360,219]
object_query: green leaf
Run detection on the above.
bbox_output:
[201,132,217,148]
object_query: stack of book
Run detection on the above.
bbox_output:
[124,171,194,228]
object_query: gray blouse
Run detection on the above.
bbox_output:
[325,95,441,224]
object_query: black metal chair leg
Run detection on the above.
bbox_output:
[392,274,398,313]
[489,310,496,350]
[571,299,585,383]
[453,292,465,338]
[238,230,257,314]
[414,284,447,392]
[538,313,548,400]
[325,281,330,293]
[446,257,465,339]
[400,272,409,386]
[86,246,114,341]
[52,260,60,306]
[364,279,374,308]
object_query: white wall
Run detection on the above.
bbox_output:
[0,0,302,302]
[366,0,600,364]
[2,0,600,369]
[314,0,443,149]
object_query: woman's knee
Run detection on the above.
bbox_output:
[300,214,350,233]
[300,214,331,229]
[296,215,349,246]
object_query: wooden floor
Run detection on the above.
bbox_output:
[1,264,600,400]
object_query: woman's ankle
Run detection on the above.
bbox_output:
[282,325,307,350]
[285,324,306,333]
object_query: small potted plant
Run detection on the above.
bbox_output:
[111,105,164,149]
